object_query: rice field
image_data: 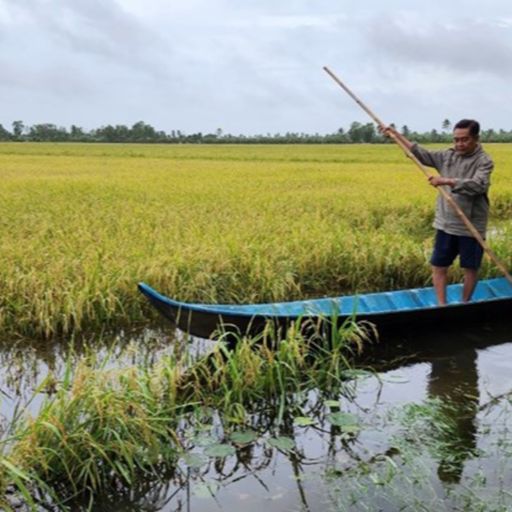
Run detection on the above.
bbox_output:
[1,142,512,337]
[1,142,512,510]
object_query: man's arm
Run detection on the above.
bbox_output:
[380,125,444,170]
[452,157,493,195]
[429,157,493,192]
[429,176,456,188]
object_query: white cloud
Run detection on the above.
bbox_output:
[1,0,512,133]
[364,14,512,78]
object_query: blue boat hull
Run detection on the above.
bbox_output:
[138,278,512,340]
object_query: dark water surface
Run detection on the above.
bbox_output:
[1,322,511,511]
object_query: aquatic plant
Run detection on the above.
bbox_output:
[0,317,367,506]
[323,395,512,512]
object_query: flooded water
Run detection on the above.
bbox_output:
[1,321,511,511]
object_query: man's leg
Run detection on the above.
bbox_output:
[430,231,457,306]
[462,268,478,302]
[459,235,483,303]
[432,265,449,305]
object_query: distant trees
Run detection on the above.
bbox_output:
[429,129,442,143]
[347,122,377,143]
[1,119,512,144]
[91,122,168,143]
[12,120,24,140]
[0,124,11,141]
[70,125,86,141]
[28,124,68,141]
[94,125,128,143]
[481,128,496,142]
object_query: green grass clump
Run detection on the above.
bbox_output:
[0,318,367,505]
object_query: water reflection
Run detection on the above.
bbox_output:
[360,322,511,487]
[0,321,511,511]
[357,320,512,373]
[427,348,479,483]
[0,328,190,425]
[71,440,280,512]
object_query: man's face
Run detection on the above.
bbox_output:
[453,127,478,155]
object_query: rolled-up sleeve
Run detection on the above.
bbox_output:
[452,158,493,196]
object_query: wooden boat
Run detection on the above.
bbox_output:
[138,277,512,340]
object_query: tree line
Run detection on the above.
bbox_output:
[1,119,512,144]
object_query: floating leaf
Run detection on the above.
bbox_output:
[193,434,217,447]
[182,453,207,469]
[342,369,373,380]
[230,430,258,445]
[339,425,360,435]
[192,482,219,498]
[204,443,236,458]
[293,416,315,427]
[267,436,295,452]
[324,400,341,409]
[327,412,361,433]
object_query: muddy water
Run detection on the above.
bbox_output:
[1,322,511,511]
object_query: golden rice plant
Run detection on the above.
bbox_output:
[1,142,511,337]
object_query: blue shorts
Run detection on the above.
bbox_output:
[430,230,484,270]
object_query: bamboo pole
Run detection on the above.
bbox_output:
[323,66,512,285]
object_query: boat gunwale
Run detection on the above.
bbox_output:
[138,277,512,320]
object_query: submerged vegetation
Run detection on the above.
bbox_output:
[1,142,512,337]
[324,396,512,512]
[0,320,369,508]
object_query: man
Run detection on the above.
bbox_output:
[383,120,494,305]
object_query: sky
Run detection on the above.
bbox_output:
[1,0,512,135]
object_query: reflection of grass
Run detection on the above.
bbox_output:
[0,319,368,508]
[2,143,512,337]
[323,397,512,511]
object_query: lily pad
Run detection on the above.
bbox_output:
[204,443,236,458]
[293,416,315,427]
[267,436,295,452]
[193,434,218,447]
[326,412,361,433]
[181,452,208,469]
[192,482,219,498]
[342,369,373,380]
[230,430,259,445]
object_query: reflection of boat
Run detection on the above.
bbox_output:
[138,277,512,339]
[355,319,512,369]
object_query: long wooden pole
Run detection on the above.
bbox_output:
[323,66,512,285]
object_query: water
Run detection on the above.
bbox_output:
[1,322,511,511]
[148,323,512,512]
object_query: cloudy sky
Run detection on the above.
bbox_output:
[1,0,512,135]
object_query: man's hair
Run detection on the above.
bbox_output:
[454,119,480,138]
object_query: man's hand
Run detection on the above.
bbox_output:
[378,125,397,139]
[378,125,414,151]
[429,176,456,188]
